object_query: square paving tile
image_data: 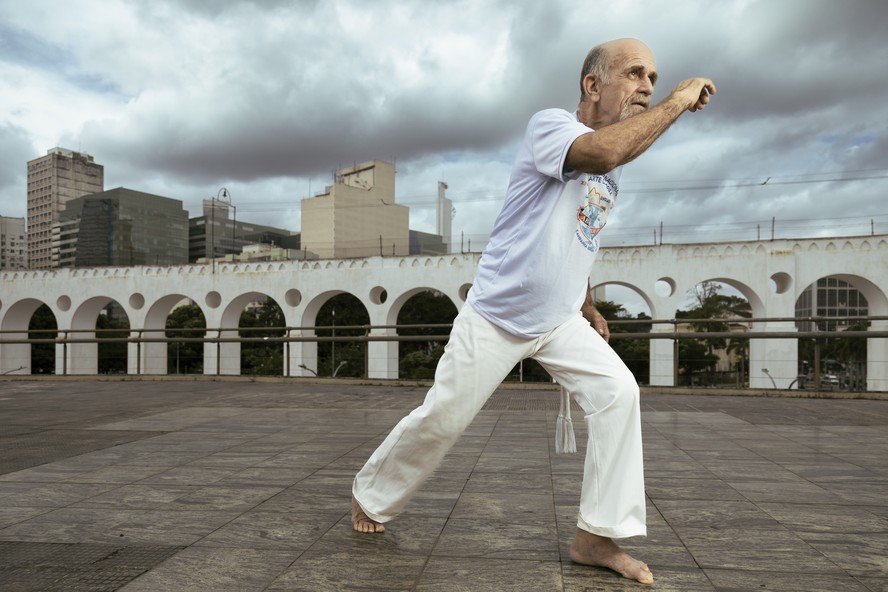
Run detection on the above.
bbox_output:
[119,546,297,591]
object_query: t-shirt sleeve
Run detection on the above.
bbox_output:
[528,109,593,183]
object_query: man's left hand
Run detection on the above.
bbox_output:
[581,300,610,342]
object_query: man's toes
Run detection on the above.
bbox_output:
[634,567,653,585]
[353,518,385,533]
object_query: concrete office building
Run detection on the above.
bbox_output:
[57,188,189,267]
[301,160,410,258]
[0,216,27,270]
[27,148,104,269]
[189,199,300,262]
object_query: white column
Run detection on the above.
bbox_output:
[367,329,398,379]
[749,321,798,389]
[648,330,675,386]
[867,320,888,391]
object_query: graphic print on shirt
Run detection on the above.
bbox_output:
[576,174,617,253]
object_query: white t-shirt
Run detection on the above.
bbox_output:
[467,108,622,337]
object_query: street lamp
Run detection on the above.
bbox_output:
[215,188,235,257]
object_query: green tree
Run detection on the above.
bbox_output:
[316,294,369,378]
[397,291,457,379]
[677,339,719,384]
[594,300,652,384]
[96,304,129,374]
[675,282,750,385]
[240,299,286,376]
[28,304,58,374]
[400,346,445,380]
[166,303,207,374]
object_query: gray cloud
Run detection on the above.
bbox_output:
[1,0,886,243]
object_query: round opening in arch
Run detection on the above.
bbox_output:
[205,291,222,309]
[369,286,387,305]
[655,277,676,298]
[285,289,302,307]
[129,293,145,310]
[57,295,72,311]
[770,272,792,295]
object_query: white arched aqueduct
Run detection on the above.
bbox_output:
[2,235,887,391]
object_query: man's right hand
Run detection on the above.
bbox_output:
[671,78,716,112]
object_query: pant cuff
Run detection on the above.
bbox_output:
[577,516,647,539]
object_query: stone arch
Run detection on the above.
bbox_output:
[384,286,461,327]
[820,274,888,316]
[794,273,887,391]
[683,276,765,317]
[300,290,370,378]
[393,288,459,379]
[68,296,131,375]
[215,291,287,376]
[590,280,655,319]
[0,298,53,375]
[138,294,206,375]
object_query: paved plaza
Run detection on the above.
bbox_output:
[0,378,886,591]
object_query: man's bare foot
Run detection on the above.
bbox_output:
[570,528,653,585]
[352,496,385,533]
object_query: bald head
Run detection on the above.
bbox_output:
[579,38,655,104]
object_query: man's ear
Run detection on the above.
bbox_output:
[583,74,600,102]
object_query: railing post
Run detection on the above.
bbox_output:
[62,331,68,376]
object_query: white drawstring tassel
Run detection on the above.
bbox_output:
[556,386,577,454]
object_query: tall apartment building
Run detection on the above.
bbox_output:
[300,160,410,258]
[0,216,28,270]
[27,147,104,268]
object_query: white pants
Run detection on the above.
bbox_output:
[353,304,646,539]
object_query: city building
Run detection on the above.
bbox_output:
[203,242,303,264]
[300,160,410,258]
[188,198,300,262]
[435,181,453,253]
[0,216,27,270]
[27,147,104,268]
[795,276,869,331]
[56,188,189,267]
[409,230,448,255]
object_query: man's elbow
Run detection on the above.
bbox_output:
[566,152,618,175]
[581,154,621,175]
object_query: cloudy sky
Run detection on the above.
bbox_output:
[2,0,887,252]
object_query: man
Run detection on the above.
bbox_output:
[352,38,715,585]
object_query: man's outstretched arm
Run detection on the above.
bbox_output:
[567,77,716,174]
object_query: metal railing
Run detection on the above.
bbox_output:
[3,316,886,389]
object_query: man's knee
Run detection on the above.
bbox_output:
[574,368,639,413]
[412,403,475,443]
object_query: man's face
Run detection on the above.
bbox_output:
[598,42,658,124]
